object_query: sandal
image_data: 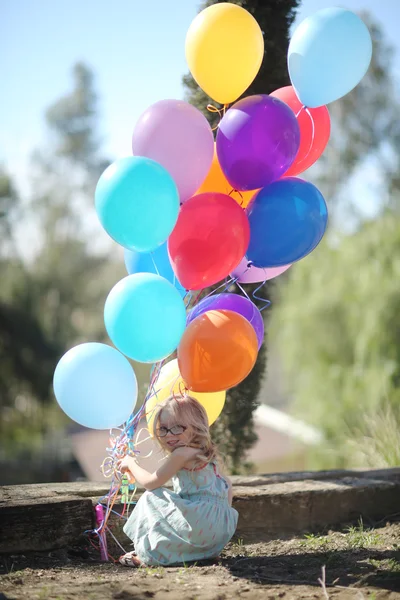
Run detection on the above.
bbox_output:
[119,551,142,567]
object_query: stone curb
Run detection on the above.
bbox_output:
[1,468,399,553]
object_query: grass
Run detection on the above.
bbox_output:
[345,518,382,549]
[178,561,198,574]
[369,558,400,572]
[3,567,20,578]
[349,404,400,468]
[300,533,330,550]
[300,518,384,553]
[231,537,251,556]
[37,586,49,600]
[140,565,165,577]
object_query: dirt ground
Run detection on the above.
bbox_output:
[1,521,400,600]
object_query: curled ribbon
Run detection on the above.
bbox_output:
[206,103,229,131]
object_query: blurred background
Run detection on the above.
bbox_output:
[1,0,399,485]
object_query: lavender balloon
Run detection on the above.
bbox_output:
[187,293,264,349]
[216,95,300,191]
[231,257,292,284]
[132,99,214,203]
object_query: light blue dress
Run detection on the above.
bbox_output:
[123,462,238,566]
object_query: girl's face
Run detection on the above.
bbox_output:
[156,409,192,451]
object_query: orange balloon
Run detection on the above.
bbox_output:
[271,86,331,177]
[195,145,258,209]
[177,309,258,393]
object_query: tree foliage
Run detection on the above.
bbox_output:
[0,63,121,452]
[271,213,400,468]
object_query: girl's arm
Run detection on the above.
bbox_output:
[118,446,198,491]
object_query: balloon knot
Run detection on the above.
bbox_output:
[206,103,229,131]
[229,188,243,200]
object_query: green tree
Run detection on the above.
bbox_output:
[0,170,61,414]
[183,0,300,473]
[0,64,123,453]
[270,16,400,468]
[0,169,17,240]
[271,214,400,468]
[44,62,109,186]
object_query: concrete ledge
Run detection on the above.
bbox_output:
[1,468,400,553]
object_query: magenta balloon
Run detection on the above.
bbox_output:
[231,257,292,283]
[216,95,300,191]
[132,99,214,203]
[187,293,264,349]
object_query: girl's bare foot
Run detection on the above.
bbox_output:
[119,551,142,567]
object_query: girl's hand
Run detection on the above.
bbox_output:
[118,454,136,473]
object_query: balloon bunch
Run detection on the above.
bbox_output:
[52,3,372,560]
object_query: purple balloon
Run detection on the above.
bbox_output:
[132,99,214,203]
[216,95,300,191]
[231,257,292,283]
[187,293,264,349]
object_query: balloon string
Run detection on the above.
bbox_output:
[294,105,316,172]
[150,253,160,276]
[252,280,271,312]
[178,380,188,396]
[232,262,252,281]
[184,291,193,308]
[230,277,247,300]
[233,265,271,313]
[302,107,316,168]
[197,277,235,304]
[207,103,228,131]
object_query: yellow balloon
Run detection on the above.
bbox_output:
[185,3,264,105]
[145,359,226,434]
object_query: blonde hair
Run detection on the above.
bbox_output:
[151,395,222,469]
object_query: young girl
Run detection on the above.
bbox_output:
[118,394,238,567]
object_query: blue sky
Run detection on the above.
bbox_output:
[2,0,399,184]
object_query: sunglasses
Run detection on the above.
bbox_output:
[156,425,187,437]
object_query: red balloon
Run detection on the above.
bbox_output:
[271,86,330,177]
[168,193,250,290]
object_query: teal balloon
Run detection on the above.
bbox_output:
[53,343,137,430]
[288,8,372,108]
[95,157,180,252]
[104,273,186,363]
[124,242,186,298]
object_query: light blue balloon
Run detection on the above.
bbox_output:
[53,343,137,430]
[246,178,328,267]
[104,273,186,363]
[288,8,372,108]
[124,242,186,299]
[95,157,180,252]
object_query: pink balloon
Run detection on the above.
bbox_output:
[132,99,214,203]
[231,257,292,283]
